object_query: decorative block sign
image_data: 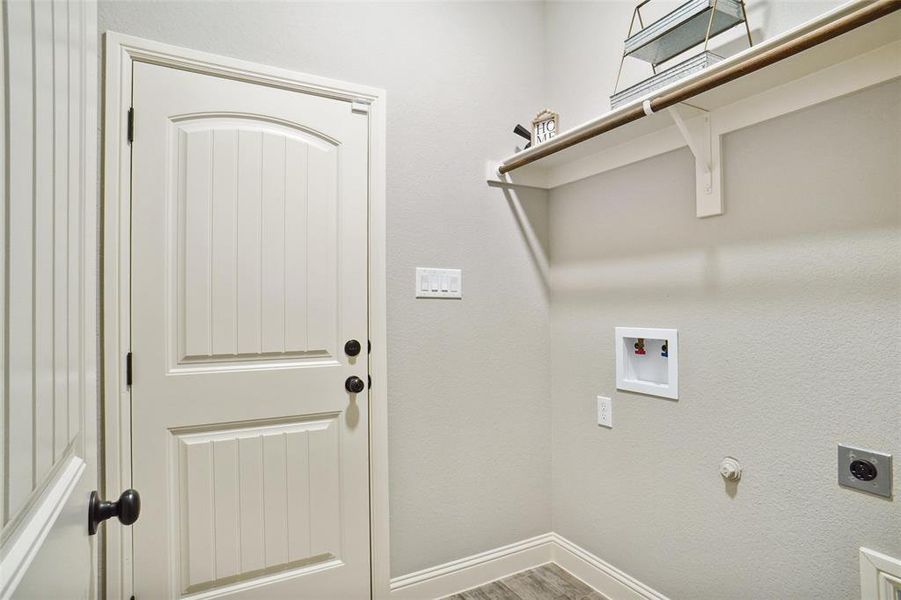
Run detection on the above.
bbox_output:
[531,109,559,146]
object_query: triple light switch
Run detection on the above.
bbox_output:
[415,267,462,299]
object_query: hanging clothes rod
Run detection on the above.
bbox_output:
[498,0,900,175]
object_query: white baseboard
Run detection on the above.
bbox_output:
[389,534,555,599]
[549,533,669,600]
[389,532,668,600]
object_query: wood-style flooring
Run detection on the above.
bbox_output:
[441,563,607,600]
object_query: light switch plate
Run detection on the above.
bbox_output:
[416,267,462,299]
[837,444,892,498]
[597,396,613,428]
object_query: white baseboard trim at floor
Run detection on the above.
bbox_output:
[388,532,669,600]
[549,533,669,600]
[389,534,555,599]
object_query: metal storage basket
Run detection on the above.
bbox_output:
[611,0,752,110]
[624,0,744,66]
[611,51,722,109]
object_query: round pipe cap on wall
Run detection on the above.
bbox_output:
[719,457,742,482]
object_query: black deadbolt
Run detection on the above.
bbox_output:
[345,376,365,393]
[850,459,878,481]
[344,339,362,356]
[88,489,141,535]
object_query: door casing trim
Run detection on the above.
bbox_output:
[101,32,389,599]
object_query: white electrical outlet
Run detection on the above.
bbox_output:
[597,396,613,428]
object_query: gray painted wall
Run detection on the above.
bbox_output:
[549,80,901,598]
[98,1,551,577]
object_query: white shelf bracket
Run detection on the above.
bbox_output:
[667,105,723,218]
[484,159,548,190]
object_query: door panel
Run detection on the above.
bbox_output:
[1,0,99,597]
[131,61,370,599]
[174,415,342,594]
[171,118,339,368]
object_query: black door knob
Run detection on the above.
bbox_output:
[88,489,141,535]
[344,339,362,356]
[345,376,365,393]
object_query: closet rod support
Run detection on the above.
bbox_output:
[666,104,723,218]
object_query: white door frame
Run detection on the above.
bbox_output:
[101,32,389,600]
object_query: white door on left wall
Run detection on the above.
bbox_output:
[0,1,101,598]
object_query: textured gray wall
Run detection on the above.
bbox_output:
[98,1,551,577]
[549,81,901,599]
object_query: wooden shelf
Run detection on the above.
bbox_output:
[487,0,901,217]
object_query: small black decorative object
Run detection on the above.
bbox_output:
[513,124,532,149]
[88,488,141,535]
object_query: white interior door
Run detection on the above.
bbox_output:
[0,1,100,598]
[130,61,371,599]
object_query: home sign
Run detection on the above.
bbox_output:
[531,109,559,146]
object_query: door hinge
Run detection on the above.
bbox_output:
[127,107,135,144]
[126,352,133,387]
